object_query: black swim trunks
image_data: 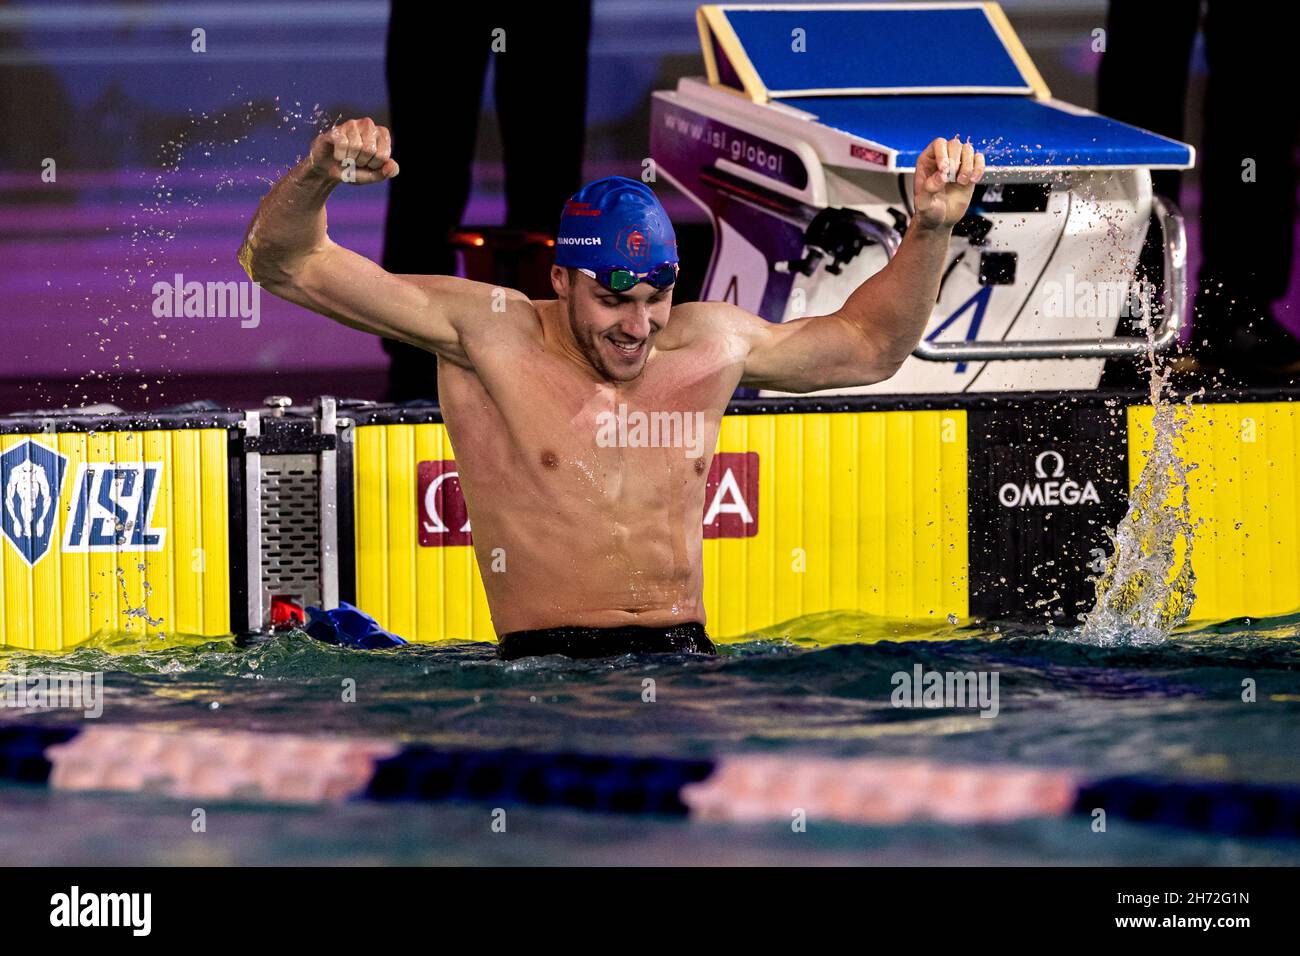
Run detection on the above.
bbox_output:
[497,622,716,661]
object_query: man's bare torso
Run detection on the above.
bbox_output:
[438,297,743,635]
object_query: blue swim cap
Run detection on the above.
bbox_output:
[554,176,677,272]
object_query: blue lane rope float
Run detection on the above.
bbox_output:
[365,746,715,815]
[2,722,1299,839]
[1074,776,1300,841]
[0,724,79,784]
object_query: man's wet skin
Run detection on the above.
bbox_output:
[239,117,983,650]
[436,270,738,635]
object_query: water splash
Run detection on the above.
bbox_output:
[116,564,165,630]
[27,92,337,411]
[1074,318,1201,646]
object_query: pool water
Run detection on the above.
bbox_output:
[3,610,1299,865]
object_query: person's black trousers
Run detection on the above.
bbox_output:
[1098,0,1300,355]
[381,2,592,400]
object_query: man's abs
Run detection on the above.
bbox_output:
[467,505,706,633]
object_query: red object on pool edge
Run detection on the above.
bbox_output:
[270,596,305,630]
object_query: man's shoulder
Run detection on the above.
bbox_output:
[670,298,748,321]
[438,282,544,340]
[667,299,753,334]
[412,280,542,371]
[663,299,763,350]
[398,274,541,321]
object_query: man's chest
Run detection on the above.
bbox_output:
[440,346,735,481]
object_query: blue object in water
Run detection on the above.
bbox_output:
[304,602,408,649]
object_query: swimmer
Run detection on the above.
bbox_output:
[239,118,984,660]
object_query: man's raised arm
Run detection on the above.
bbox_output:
[738,136,985,392]
[238,117,489,366]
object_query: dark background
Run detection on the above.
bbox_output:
[0,0,1265,410]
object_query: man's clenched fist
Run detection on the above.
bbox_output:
[913,136,984,231]
[308,117,399,184]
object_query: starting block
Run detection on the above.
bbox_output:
[651,2,1196,394]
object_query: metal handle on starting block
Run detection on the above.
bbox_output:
[911,195,1186,361]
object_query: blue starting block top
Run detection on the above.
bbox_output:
[718,5,1034,95]
[783,94,1195,169]
[697,3,1195,170]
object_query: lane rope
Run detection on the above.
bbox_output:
[2,723,1297,838]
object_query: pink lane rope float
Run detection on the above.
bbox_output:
[681,755,1078,825]
[46,726,399,803]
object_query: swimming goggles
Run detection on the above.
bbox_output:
[579,262,679,293]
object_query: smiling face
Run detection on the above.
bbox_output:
[553,267,674,383]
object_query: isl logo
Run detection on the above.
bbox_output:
[63,462,166,552]
[1,439,69,566]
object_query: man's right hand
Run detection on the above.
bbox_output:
[244,113,484,369]
[308,117,400,185]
